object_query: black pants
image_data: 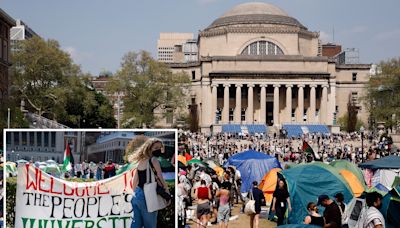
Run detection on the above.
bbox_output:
[276,205,286,225]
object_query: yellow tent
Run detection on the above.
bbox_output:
[339,169,365,197]
[259,168,282,203]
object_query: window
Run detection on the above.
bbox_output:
[51,132,56,147]
[335,106,339,112]
[229,108,234,121]
[352,72,357,81]
[14,132,19,145]
[44,132,49,147]
[241,108,246,121]
[37,132,42,146]
[241,41,283,56]
[191,71,195,80]
[6,132,11,145]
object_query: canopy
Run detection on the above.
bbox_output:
[281,162,353,225]
[259,168,282,203]
[224,150,281,192]
[358,156,400,169]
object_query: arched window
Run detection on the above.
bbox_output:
[241,41,284,56]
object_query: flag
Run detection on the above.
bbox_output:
[62,144,74,172]
[184,152,193,161]
[302,140,321,161]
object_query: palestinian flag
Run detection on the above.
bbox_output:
[184,152,193,161]
[62,144,74,172]
[302,140,321,161]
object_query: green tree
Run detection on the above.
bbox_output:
[107,51,190,128]
[366,58,400,129]
[9,36,116,128]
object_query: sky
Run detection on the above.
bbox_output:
[2,0,400,75]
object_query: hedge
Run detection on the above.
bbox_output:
[6,177,175,228]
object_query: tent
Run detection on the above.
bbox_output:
[380,185,400,228]
[224,150,281,192]
[259,168,282,204]
[339,169,365,197]
[358,155,400,169]
[281,162,353,224]
[331,160,366,188]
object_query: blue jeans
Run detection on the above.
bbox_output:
[131,187,158,228]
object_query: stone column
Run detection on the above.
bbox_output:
[309,85,317,123]
[211,84,218,123]
[222,84,230,123]
[234,84,242,123]
[260,84,267,124]
[286,84,293,122]
[273,84,280,126]
[247,84,254,123]
[297,84,305,122]
[321,84,328,124]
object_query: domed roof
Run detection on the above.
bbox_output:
[205,2,306,31]
[220,2,288,18]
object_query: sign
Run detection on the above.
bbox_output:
[15,164,135,228]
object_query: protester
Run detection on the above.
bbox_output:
[317,195,342,228]
[89,161,96,179]
[335,192,348,227]
[249,181,265,228]
[358,192,385,228]
[272,179,292,225]
[103,159,116,179]
[129,138,170,228]
[216,182,230,228]
[96,161,103,180]
[304,202,325,226]
[195,179,212,228]
[75,162,82,178]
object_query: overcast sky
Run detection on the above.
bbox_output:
[3,0,400,75]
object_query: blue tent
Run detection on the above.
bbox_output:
[281,163,353,225]
[224,150,281,192]
[380,185,400,228]
[358,155,400,169]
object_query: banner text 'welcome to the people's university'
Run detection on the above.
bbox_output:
[15,164,135,228]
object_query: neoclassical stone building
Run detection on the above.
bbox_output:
[168,2,371,133]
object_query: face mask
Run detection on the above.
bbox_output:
[152,149,162,157]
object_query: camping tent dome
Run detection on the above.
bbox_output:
[281,162,353,224]
[224,150,281,192]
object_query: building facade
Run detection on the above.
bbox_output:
[0,8,15,106]
[5,131,84,163]
[157,33,197,63]
[10,19,38,52]
[167,2,371,133]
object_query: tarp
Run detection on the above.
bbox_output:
[224,150,281,192]
[259,168,282,204]
[358,155,400,169]
[281,162,353,225]
[380,185,400,228]
[339,169,365,197]
[331,160,366,188]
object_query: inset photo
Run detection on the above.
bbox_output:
[4,129,177,228]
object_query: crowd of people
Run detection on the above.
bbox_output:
[70,159,117,180]
[178,130,395,227]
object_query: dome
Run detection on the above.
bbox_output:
[220,2,288,18]
[205,2,306,31]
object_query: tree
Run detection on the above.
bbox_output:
[9,36,116,128]
[107,51,190,128]
[366,58,400,129]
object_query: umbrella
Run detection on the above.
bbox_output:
[178,155,187,166]
[16,159,28,164]
[46,159,57,164]
[187,159,207,167]
[43,164,61,176]
[213,166,224,176]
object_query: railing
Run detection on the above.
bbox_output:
[24,112,70,129]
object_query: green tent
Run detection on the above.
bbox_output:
[281,162,353,224]
[380,185,400,228]
[330,160,366,188]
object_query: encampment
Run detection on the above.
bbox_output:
[224,150,281,192]
[359,156,400,190]
[259,168,282,204]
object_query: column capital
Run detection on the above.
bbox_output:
[322,84,329,88]
[273,84,281,88]
[309,84,318,88]
[297,84,305,88]
[260,84,268,88]
[285,84,293,88]
[211,84,219,88]
[223,84,231,88]
[235,84,243,88]
[247,84,255,88]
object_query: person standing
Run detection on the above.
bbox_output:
[304,202,325,226]
[216,182,230,228]
[272,180,292,225]
[195,179,212,228]
[358,192,385,228]
[103,159,116,179]
[317,195,342,228]
[335,193,348,227]
[249,181,266,228]
[96,161,103,180]
[129,138,170,228]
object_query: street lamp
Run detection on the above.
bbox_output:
[360,126,365,163]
